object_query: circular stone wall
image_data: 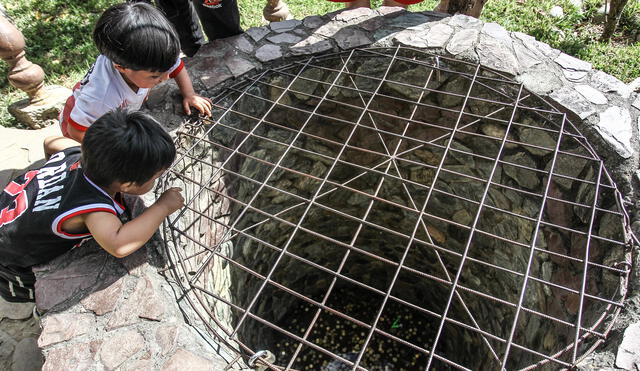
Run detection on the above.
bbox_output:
[163,47,632,370]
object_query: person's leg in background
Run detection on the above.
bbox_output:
[155,0,206,57]
[192,0,243,41]
[327,0,371,9]
[346,0,371,8]
[328,0,413,9]
[382,0,409,7]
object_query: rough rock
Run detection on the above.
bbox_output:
[575,84,608,105]
[591,70,632,98]
[596,106,633,158]
[80,276,125,315]
[38,313,95,347]
[426,23,454,48]
[267,32,302,44]
[99,330,145,370]
[11,338,43,371]
[161,348,220,370]
[616,323,640,369]
[446,28,479,55]
[42,343,94,371]
[255,44,282,62]
[269,19,302,33]
[549,86,595,119]
[0,300,34,321]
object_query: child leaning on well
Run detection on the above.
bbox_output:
[45,1,211,155]
[0,109,184,303]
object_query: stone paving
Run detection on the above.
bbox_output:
[0,6,639,371]
[33,231,232,370]
[0,298,42,371]
[0,124,58,191]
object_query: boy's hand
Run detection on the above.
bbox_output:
[87,187,185,259]
[157,187,184,215]
[183,94,212,117]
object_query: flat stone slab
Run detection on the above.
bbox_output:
[596,106,633,158]
[0,124,60,188]
[0,299,34,320]
[12,337,43,371]
[616,322,640,369]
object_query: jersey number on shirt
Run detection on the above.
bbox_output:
[0,170,37,227]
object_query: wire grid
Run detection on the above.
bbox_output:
[160,46,632,370]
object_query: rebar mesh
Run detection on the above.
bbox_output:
[160,46,632,370]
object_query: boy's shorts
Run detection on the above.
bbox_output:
[58,82,82,139]
[0,265,36,303]
[328,0,424,4]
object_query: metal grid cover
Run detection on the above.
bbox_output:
[160,47,632,370]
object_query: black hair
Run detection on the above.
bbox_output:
[82,108,176,188]
[93,2,180,72]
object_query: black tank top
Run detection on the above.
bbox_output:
[0,147,124,270]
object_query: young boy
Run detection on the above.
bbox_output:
[0,109,183,303]
[54,1,211,147]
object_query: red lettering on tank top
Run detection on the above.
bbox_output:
[0,170,38,227]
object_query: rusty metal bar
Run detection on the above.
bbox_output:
[500,113,568,368]
[424,80,524,370]
[228,49,365,338]
[171,144,629,303]
[572,161,603,363]
[160,46,631,371]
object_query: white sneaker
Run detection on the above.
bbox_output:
[32,305,41,321]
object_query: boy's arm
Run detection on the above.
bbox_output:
[66,124,86,143]
[43,136,81,158]
[173,68,212,117]
[83,187,183,258]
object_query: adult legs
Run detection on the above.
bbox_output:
[342,0,408,9]
[192,0,243,40]
[345,0,371,8]
[382,0,408,7]
[155,0,205,57]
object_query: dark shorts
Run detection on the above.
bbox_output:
[0,265,36,303]
[154,0,242,57]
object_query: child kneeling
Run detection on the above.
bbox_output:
[0,109,183,302]
[46,1,212,155]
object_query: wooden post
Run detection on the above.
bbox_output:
[601,0,630,41]
[0,13,70,129]
[0,14,45,102]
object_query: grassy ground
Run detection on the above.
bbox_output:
[0,0,638,127]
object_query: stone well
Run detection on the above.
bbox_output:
[34,7,640,371]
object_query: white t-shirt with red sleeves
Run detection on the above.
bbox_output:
[60,55,184,134]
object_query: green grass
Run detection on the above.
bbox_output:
[1,0,119,128]
[480,0,640,79]
[1,0,638,127]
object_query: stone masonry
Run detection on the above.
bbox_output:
[144,8,640,369]
[144,7,640,367]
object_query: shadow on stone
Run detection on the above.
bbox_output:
[33,195,167,314]
[0,159,46,190]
